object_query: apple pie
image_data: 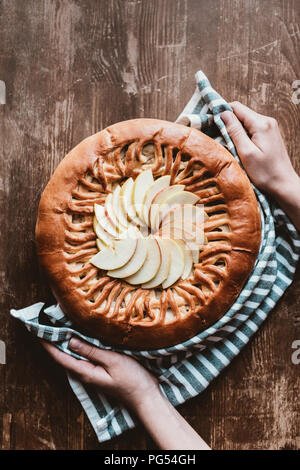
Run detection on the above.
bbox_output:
[36,119,261,349]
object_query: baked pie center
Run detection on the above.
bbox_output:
[90,170,207,288]
[36,118,261,348]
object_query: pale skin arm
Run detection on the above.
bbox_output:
[41,338,211,450]
[221,102,300,233]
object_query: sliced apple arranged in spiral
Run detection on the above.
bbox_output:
[108,236,148,278]
[90,170,208,287]
[90,227,138,270]
[152,190,200,231]
[149,184,185,230]
[142,237,171,288]
[124,237,161,284]
[162,204,208,227]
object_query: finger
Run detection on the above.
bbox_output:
[40,339,93,372]
[69,337,120,368]
[221,111,258,158]
[229,101,266,134]
[40,339,108,384]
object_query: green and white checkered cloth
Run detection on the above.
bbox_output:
[10,70,300,443]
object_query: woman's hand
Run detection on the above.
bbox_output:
[222,101,299,194]
[222,102,300,232]
[41,337,160,410]
[41,337,211,450]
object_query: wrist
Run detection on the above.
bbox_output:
[133,385,168,418]
[131,385,211,450]
[270,173,300,206]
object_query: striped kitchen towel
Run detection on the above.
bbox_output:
[10,70,300,443]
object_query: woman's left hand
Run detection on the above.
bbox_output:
[40,337,160,410]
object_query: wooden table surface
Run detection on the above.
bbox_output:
[0,0,299,450]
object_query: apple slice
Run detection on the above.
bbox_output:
[162,239,185,289]
[120,177,144,227]
[112,185,128,229]
[125,237,161,285]
[108,237,148,278]
[105,192,125,233]
[133,170,154,219]
[96,238,107,251]
[142,238,170,288]
[90,229,137,270]
[142,175,170,225]
[120,178,136,220]
[162,204,206,228]
[161,220,205,244]
[174,239,193,280]
[93,215,115,246]
[94,203,119,237]
[159,223,205,260]
[159,226,201,263]
[155,191,200,230]
[150,185,185,230]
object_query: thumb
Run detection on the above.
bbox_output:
[221,111,257,158]
[69,336,119,367]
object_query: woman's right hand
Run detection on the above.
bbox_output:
[222,101,299,196]
[222,102,300,232]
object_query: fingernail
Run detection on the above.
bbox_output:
[70,337,81,350]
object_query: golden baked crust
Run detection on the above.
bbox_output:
[36,119,261,349]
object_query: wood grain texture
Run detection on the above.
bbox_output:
[0,0,299,450]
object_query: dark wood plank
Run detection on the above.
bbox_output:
[0,0,299,450]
